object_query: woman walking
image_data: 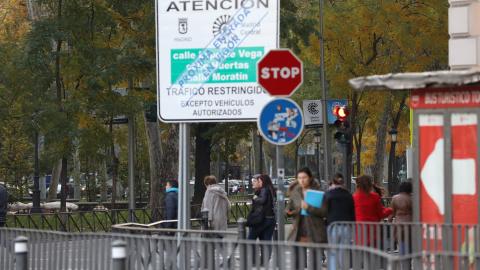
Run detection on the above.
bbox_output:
[246,174,277,266]
[388,181,413,255]
[325,172,355,269]
[286,167,327,269]
[353,174,389,247]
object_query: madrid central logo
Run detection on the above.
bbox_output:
[212,15,232,41]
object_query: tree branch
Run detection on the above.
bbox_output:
[365,33,382,66]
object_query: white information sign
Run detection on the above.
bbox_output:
[303,100,323,128]
[156,0,279,122]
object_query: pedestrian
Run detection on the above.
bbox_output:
[372,181,393,250]
[286,167,327,269]
[201,175,231,238]
[388,181,413,256]
[325,172,355,269]
[0,183,6,227]
[232,184,238,194]
[246,173,277,266]
[164,180,178,235]
[353,174,391,247]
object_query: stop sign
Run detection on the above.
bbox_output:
[257,49,303,96]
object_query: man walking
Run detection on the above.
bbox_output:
[0,183,7,227]
[164,180,179,234]
[202,175,231,238]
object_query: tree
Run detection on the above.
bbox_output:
[148,123,178,222]
[12,0,156,206]
[294,0,448,182]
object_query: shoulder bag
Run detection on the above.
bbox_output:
[246,203,266,227]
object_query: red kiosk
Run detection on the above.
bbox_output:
[350,70,480,269]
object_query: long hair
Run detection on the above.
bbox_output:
[258,174,277,199]
[289,167,314,192]
[355,174,373,195]
[372,182,388,197]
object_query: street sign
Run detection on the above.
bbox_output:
[257,49,303,97]
[156,2,279,122]
[327,99,348,124]
[257,98,304,145]
[303,100,322,128]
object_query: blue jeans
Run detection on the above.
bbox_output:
[327,225,352,270]
[247,217,276,265]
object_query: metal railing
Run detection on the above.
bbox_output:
[5,208,164,232]
[4,202,292,232]
[3,221,480,269]
[329,221,480,270]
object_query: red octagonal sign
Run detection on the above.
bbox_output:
[257,49,303,97]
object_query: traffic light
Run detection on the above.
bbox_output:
[333,106,350,144]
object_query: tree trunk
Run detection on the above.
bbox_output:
[149,123,178,222]
[351,91,360,176]
[372,100,391,187]
[60,158,67,213]
[99,159,107,202]
[47,159,62,202]
[193,123,214,204]
[145,114,163,209]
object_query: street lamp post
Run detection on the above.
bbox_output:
[31,131,42,214]
[389,127,399,194]
[247,141,253,194]
[314,131,321,181]
[320,146,324,181]
[257,130,263,174]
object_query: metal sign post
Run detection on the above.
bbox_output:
[177,123,190,270]
[276,146,285,241]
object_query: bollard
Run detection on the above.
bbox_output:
[276,190,286,270]
[237,218,248,269]
[201,209,213,269]
[277,190,285,241]
[112,240,127,270]
[201,209,209,231]
[15,236,28,270]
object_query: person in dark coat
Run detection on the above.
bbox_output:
[0,183,6,227]
[247,173,277,266]
[164,180,178,234]
[325,172,355,269]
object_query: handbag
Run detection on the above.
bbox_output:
[246,204,266,227]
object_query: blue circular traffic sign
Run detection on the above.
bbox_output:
[257,98,304,145]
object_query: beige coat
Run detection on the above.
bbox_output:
[388,192,413,242]
[286,179,328,243]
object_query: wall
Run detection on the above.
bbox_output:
[449,0,480,70]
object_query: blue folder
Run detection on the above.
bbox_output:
[301,190,324,216]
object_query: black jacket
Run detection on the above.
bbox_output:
[164,189,178,229]
[253,186,275,217]
[325,187,355,225]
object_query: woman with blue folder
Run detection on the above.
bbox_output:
[286,167,327,269]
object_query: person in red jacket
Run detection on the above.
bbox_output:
[353,174,390,247]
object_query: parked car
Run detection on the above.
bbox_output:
[271,178,290,190]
